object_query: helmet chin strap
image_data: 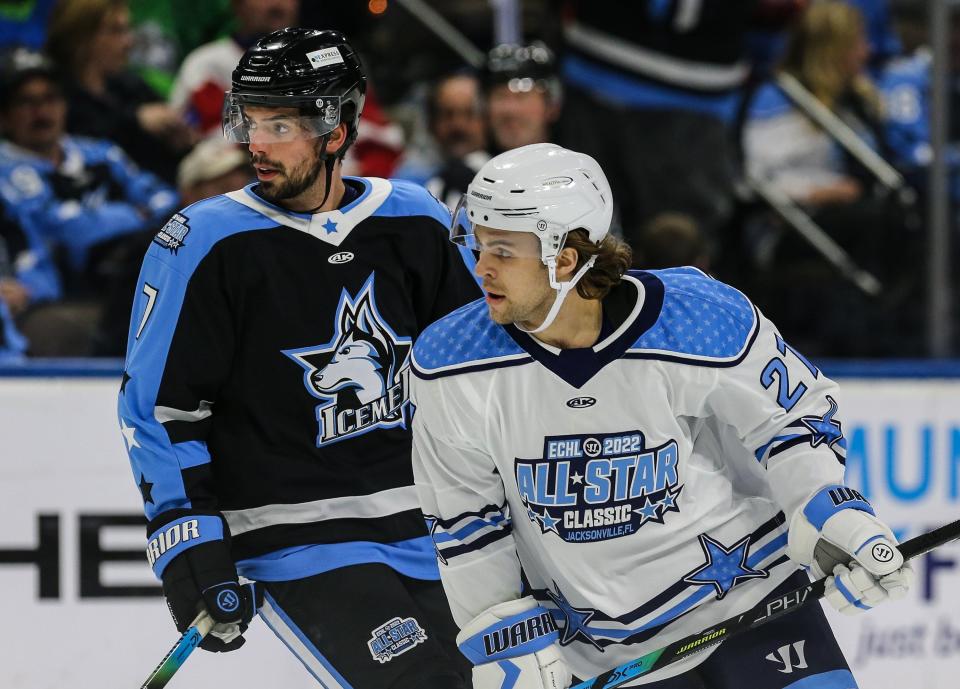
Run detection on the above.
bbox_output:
[305,133,335,213]
[516,256,597,334]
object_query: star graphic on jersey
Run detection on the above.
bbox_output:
[322,218,338,234]
[120,419,141,452]
[540,509,561,535]
[120,370,131,394]
[658,485,682,516]
[138,473,154,504]
[525,501,540,524]
[545,582,602,650]
[636,496,660,523]
[683,534,768,599]
[570,472,584,485]
[800,395,843,448]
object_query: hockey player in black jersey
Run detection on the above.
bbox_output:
[117,28,477,688]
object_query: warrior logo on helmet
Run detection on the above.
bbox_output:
[284,273,412,447]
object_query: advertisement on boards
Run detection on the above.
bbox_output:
[0,375,958,688]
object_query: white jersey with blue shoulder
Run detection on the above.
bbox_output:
[410,267,847,683]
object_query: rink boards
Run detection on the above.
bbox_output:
[0,367,958,688]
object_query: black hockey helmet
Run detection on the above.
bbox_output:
[482,41,560,101]
[223,28,366,151]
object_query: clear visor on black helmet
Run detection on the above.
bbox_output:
[222,92,343,144]
[450,195,546,259]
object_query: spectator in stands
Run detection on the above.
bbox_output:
[429,73,487,164]
[394,71,489,208]
[483,41,561,155]
[46,0,196,183]
[0,46,179,355]
[558,0,761,241]
[176,136,252,206]
[743,1,885,211]
[876,4,960,196]
[397,44,560,210]
[169,0,300,135]
[632,212,711,272]
[742,1,918,357]
[0,195,61,318]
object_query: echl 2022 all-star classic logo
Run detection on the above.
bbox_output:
[284,273,412,447]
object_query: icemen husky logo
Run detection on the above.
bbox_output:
[284,274,412,446]
[516,430,683,543]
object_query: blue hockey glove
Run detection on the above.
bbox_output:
[787,485,913,615]
[147,513,261,651]
[457,596,571,689]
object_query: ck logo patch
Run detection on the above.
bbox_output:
[153,213,190,253]
[283,273,412,447]
[367,616,427,663]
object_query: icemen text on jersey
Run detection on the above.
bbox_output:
[118,176,479,580]
[410,268,848,684]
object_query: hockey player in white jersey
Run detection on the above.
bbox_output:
[409,143,914,688]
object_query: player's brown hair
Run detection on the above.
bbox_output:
[563,229,632,301]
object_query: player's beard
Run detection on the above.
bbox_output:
[253,140,326,202]
[487,285,556,328]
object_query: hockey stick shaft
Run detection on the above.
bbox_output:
[572,519,960,689]
[139,612,214,689]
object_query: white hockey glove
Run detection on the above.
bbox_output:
[457,596,571,689]
[788,485,914,615]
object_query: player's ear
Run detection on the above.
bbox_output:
[556,246,579,281]
[325,123,348,155]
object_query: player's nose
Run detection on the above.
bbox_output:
[474,252,495,279]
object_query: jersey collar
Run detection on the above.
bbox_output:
[224,176,391,247]
[503,272,665,389]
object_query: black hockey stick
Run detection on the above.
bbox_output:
[572,519,960,689]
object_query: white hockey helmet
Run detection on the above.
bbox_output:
[452,143,613,332]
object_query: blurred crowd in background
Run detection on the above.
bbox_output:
[0,0,954,361]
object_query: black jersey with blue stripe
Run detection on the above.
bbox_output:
[118,177,480,566]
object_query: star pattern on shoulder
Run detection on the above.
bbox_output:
[683,533,768,599]
[322,218,338,235]
[138,472,154,504]
[545,582,602,650]
[800,395,843,448]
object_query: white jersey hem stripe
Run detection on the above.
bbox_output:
[223,485,421,536]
